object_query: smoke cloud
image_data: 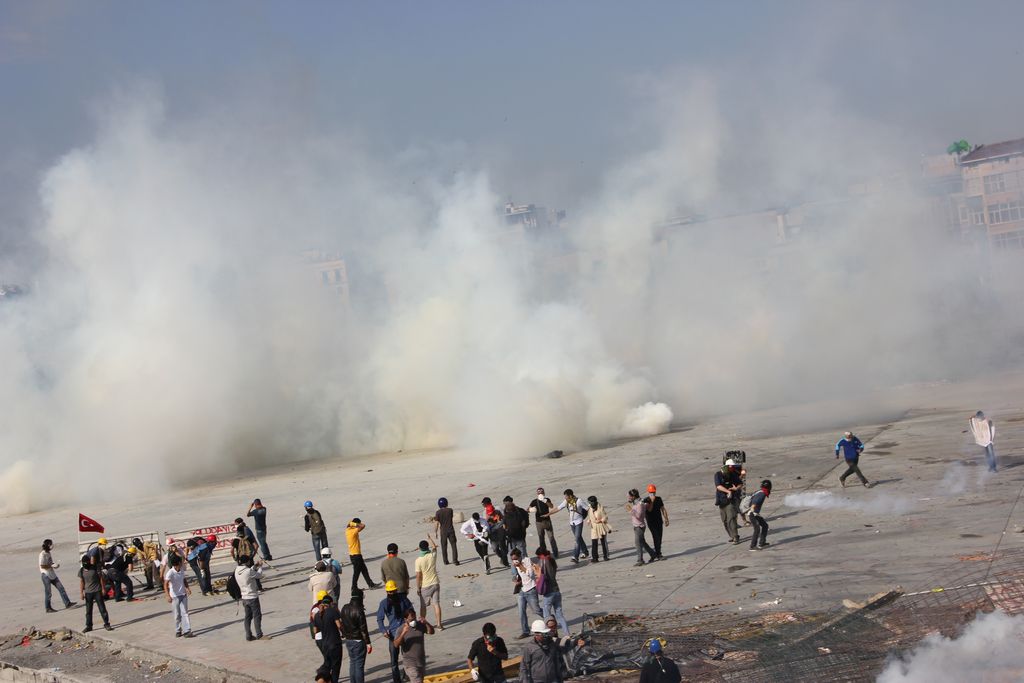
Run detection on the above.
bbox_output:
[783,491,911,515]
[0,66,1020,512]
[876,610,1024,682]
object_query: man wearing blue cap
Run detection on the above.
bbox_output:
[304,501,330,561]
[639,640,681,683]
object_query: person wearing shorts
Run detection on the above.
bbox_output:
[414,537,444,630]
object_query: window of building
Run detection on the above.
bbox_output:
[987,200,1024,225]
[984,173,1007,194]
[973,210,986,225]
[958,206,969,223]
[334,268,342,283]
[993,230,1024,250]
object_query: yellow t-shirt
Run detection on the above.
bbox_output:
[346,525,362,556]
[415,550,439,588]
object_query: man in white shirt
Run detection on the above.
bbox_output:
[39,539,75,613]
[234,554,268,641]
[163,555,194,638]
[545,489,590,563]
[509,549,543,640]
[968,411,998,473]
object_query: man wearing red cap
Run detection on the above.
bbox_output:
[644,485,669,560]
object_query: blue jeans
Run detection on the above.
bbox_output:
[516,587,542,635]
[345,640,367,683]
[41,574,71,610]
[985,444,998,471]
[255,529,271,559]
[171,595,191,634]
[542,590,570,634]
[312,532,329,561]
[570,523,587,560]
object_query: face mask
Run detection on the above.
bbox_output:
[537,494,545,501]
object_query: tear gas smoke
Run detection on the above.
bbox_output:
[876,610,1024,682]
[0,70,1020,512]
[783,491,911,515]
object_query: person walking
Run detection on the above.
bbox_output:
[510,549,544,639]
[748,480,773,551]
[715,460,743,544]
[486,505,509,568]
[536,548,570,635]
[163,555,194,638]
[518,619,564,683]
[968,411,998,473]
[380,543,411,598]
[377,581,415,683]
[433,497,460,566]
[584,496,611,562]
[340,587,373,683]
[394,607,435,683]
[529,488,559,558]
[644,485,669,560]
[503,496,531,577]
[461,512,492,573]
[547,490,589,563]
[309,561,338,601]
[467,622,509,683]
[78,555,112,632]
[321,548,343,600]
[639,640,681,683]
[304,501,330,561]
[835,431,870,487]
[346,519,381,590]
[313,594,344,683]
[247,498,272,560]
[626,489,657,566]
[234,554,268,641]
[415,537,444,629]
[39,539,75,613]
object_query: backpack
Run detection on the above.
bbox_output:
[226,572,242,601]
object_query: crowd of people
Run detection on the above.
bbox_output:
[34,419,1001,682]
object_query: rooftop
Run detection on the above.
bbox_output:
[959,137,1024,165]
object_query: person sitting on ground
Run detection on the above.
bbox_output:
[639,640,681,683]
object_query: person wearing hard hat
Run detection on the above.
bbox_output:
[644,485,669,560]
[715,460,744,545]
[639,639,681,683]
[433,497,459,566]
[376,580,414,683]
[518,619,564,683]
[310,590,330,652]
[110,545,137,602]
[320,548,343,601]
[304,501,330,562]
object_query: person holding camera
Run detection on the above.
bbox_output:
[467,622,509,683]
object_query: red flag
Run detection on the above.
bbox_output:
[78,513,105,534]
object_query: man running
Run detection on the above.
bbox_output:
[835,431,870,487]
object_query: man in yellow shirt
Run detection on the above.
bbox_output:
[346,519,380,591]
[414,536,443,630]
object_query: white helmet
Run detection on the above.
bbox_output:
[724,459,736,467]
[321,547,331,556]
[531,619,549,634]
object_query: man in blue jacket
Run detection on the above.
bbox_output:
[376,581,414,683]
[835,431,870,488]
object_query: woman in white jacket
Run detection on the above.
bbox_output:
[584,496,612,562]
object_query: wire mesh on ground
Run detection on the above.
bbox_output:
[576,547,1024,682]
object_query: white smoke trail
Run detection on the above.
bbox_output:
[876,610,1024,682]
[783,491,911,515]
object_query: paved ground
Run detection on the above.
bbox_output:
[3,370,1024,682]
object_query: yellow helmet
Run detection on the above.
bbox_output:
[126,546,138,554]
[385,580,398,592]
[316,590,329,602]
[97,538,108,546]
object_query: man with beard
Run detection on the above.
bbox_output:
[518,619,563,683]
[377,581,414,683]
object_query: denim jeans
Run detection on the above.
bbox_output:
[41,574,71,609]
[387,638,402,683]
[633,526,655,563]
[570,523,587,560]
[516,587,542,635]
[84,592,109,628]
[255,529,271,559]
[111,569,133,600]
[312,532,329,561]
[542,590,570,634]
[242,597,263,639]
[171,595,191,634]
[749,514,769,548]
[344,640,367,683]
[985,444,998,472]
